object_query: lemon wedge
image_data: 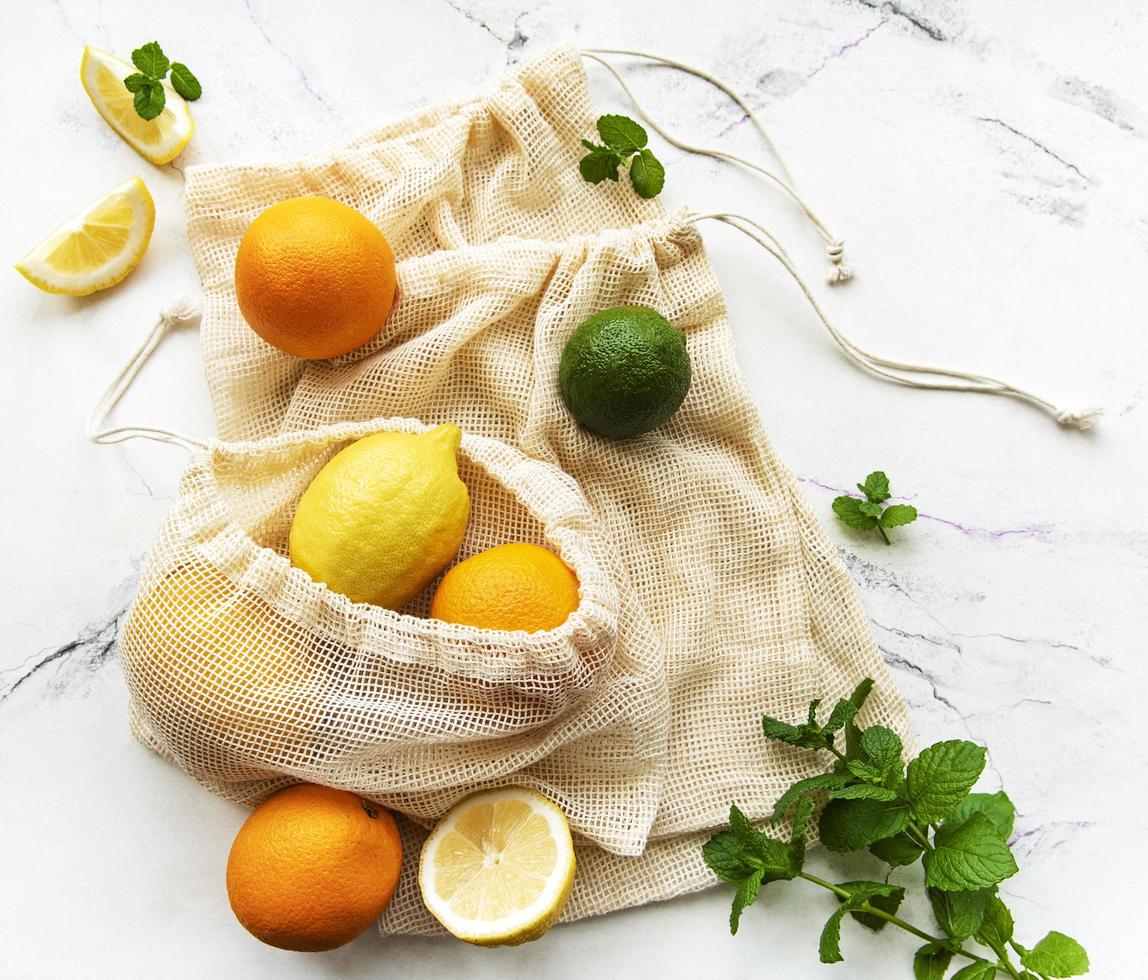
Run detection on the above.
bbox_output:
[15,177,155,295]
[419,787,576,946]
[80,46,194,165]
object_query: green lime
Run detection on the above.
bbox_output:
[558,305,691,439]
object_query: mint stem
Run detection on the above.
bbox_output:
[876,523,891,545]
[904,822,934,853]
[798,872,1008,975]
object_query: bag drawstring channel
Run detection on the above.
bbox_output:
[580,47,852,285]
[689,211,1101,430]
[86,296,209,452]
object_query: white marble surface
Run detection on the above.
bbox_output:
[2,1,1145,976]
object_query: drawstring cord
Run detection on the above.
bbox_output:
[689,211,1101,429]
[581,47,852,285]
[87,297,209,451]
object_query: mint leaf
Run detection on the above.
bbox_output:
[907,740,987,823]
[770,772,852,824]
[924,812,1019,891]
[1020,931,1090,977]
[844,720,863,765]
[820,882,902,962]
[870,832,924,867]
[848,677,875,711]
[706,807,802,935]
[761,706,831,751]
[950,964,997,980]
[846,759,885,783]
[914,942,954,980]
[946,791,1015,840]
[860,726,904,782]
[975,894,1014,948]
[819,905,849,964]
[122,73,150,93]
[841,881,905,932]
[133,82,166,121]
[835,473,916,542]
[858,471,891,502]
[702,831,758,885]
[730,868,764,934]
[581,115,665,198]
[131,41,169,79]
[819,798,911,852]
[760,714,809,746]
[928,886,990,940]
[791,793,816,844]
[579,145,622,184]
[728,805,802,882]
[596,114,647,154]
[169,62,202,101]
[829,784,897,802]
[760,713,803,744]
[629,148,665,199]
[823,697,858,734]
[833,495,877,530]
[728,803,763,850]
[881,503,918,528]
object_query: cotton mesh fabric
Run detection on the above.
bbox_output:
[166,43,913,929]
[123,417,668,856]
[184,44,660,443]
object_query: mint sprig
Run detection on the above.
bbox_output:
[833,470,918,544]
[579,115,665,199]
[702,679,1089,976]
[123,41,202,120]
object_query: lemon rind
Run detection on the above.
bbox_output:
[14,177,155,296]
[418,786,576,946]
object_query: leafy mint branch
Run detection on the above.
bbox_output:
[833,470,917,544]
[702,679,1089,977]
[579,115,665,199]
[123,41,201,121]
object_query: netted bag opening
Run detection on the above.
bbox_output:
[184,43,661,443]
[121,416,669,855]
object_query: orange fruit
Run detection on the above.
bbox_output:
[226,784,403,952]
[234,196,397,359]
[430,543,580,633]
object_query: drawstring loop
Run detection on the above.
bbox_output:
[581,47,852,285]
[689,211,1100,430]
[87,297,209,451]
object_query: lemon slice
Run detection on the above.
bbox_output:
[419,787,576,946]
[80,46,194,165]
[15,177,155,295]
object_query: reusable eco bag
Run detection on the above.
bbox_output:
[170,42,921,933]
[118,414,670,857]
[104,42,1093,933]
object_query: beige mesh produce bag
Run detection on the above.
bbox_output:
[142,42,915,929]
[185,44,659,442]
[122,416,669,856]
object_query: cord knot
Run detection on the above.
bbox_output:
[1055,406,1103,430]
[160,296,202,327]
[825,241,852,285]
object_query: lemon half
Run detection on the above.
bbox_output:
[418,787,576,946]
[15,177,155,295]
[80,46,194,165]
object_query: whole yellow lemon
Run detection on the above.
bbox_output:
[289,425,470,609]
[121,567,318,754]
